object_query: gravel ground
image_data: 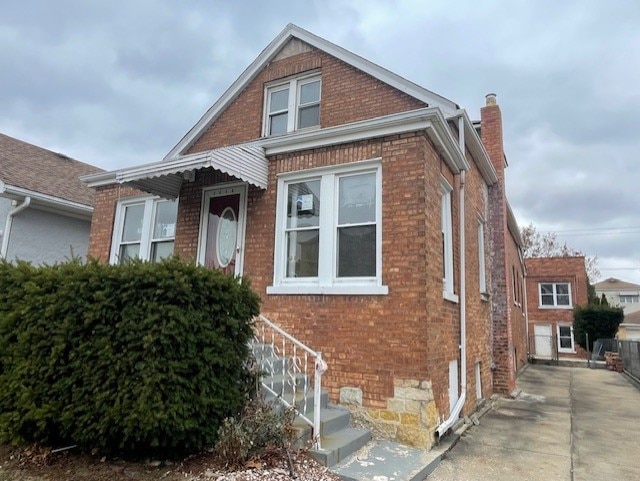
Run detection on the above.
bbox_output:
[0,444,342,481]
[185,454,341,481]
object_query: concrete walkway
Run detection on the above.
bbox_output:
[427,365,640,481]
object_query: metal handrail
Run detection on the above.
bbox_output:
[254,314,327,449]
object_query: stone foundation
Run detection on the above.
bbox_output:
[340,379,440,451]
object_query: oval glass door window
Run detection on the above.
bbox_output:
[216,207,237,268]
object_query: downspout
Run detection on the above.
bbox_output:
[523,258,530,359]
[436,115,467,439]
[1,196,31,259]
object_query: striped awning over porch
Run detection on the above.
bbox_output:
[116,143,268,198]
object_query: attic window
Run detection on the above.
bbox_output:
[264,74,321,136]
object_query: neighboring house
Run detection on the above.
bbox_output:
[0,133,103,264]
[525,256,589,359]
[594,277,640,315]
[596,278,640,340]
[617,310,640,341]
[82,24,526,453]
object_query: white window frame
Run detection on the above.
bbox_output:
[538,282,572,309]
[475,361,483,401]
[441,178,457,302]
[557,324,576,353]
[263,73,321,137]
[110,196,178,264]
[267,159,387,295]
[478,217,488,299]
[619,293,640,303]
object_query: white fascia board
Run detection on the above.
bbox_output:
[163,26,295,161]
[164,23,459,160]
[261,107,467,174]
[507,202,524,247]
[452,110,499,186]
[0,184,93,218]
[287,25,459,115]
[81,171,118,187]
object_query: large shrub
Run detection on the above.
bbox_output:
[573,304,623,351]
[0,257,260,457]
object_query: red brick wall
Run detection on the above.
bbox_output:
[506,232,528,371]
[459,143,495,408]
[187,46,426,154]
[88,184,146,261]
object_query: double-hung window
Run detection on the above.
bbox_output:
[264,74,321,136]
[268,160,386,295]
[539,282,572,308]
[111,197,178,264]
[441,179,456,302]
[557,324,575,353]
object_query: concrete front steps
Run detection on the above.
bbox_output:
[253,343,371,466]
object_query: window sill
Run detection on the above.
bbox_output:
[267,284,389,296]
[538,305,573,310]
[443,291,459,303]
[558,349,576,354]
[480,292,491,302]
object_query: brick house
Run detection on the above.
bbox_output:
[82,24,526,453]
[525,256,589,359]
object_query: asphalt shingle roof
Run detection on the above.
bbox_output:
[0,133,103,207]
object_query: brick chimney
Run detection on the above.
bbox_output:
[480,93,506,179]
[481,93,517,394]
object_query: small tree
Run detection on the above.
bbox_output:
[587,283,599,305]
[573,305,623,351]
[521,223,600,283]
[600,293,609,306]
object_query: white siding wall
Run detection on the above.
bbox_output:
[4,207,91,264]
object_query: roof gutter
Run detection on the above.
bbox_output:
[449,110,499,186]
[1,196,31,259]
[0,183,92,219]
[262,107,468,174]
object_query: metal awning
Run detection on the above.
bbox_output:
[115,143,268,198]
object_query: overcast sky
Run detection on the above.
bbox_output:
[2,0,639,284]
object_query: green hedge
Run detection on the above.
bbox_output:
[0,257,260,457]
[573,304,623,351]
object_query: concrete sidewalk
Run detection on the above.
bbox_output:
[427,365,640,481]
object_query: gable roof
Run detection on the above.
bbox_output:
[594,277,640,290]
[164,23,459,160]
[0,133,103,208]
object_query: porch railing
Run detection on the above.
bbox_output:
[253,314,327,449]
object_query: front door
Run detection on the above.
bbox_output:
[534,324,553,358]
[198,184,247,276]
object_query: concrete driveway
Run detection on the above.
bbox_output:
[427,365,640,481]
